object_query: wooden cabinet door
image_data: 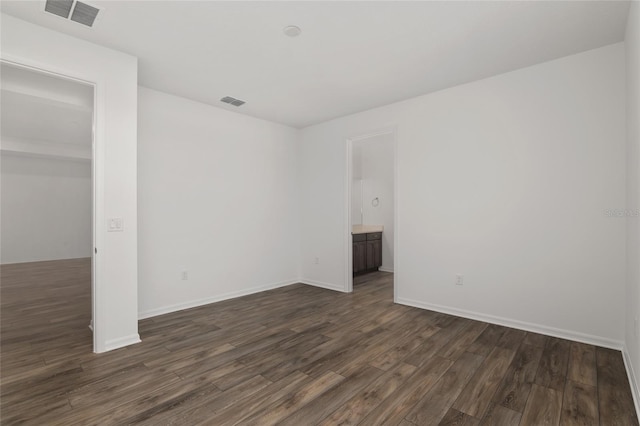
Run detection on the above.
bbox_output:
[353,241,366,273]
[372,239,382,268]
[365,240,375,270]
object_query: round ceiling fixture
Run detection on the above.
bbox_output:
[283,25,301,37]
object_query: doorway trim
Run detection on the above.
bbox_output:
[344,126,399,302]
[0,56,102,353]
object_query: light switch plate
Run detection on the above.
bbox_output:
[107,218,123,232]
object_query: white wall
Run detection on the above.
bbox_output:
[1,154,91,263]
[625,0,640,411]
[1,14,139,352]
[352,134,395,272]
[137,87,300,317]
[351,143,363,226]
[299,43,626,346]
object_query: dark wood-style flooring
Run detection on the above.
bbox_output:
[1,259,638,425]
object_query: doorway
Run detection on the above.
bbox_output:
[345,128,397,301]
[0,61,96,353]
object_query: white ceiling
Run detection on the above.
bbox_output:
[0,1,631,128]
[1,62,93,147]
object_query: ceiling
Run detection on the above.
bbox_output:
[0,1,631,128]
[1,62,93,157]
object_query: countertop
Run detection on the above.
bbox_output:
[352,225,384,235]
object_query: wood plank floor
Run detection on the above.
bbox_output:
[1,259,638,425]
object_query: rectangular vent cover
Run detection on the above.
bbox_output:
[71,2,99,27]
[220,96,246,107]
[45,0,73,18]
[45,0,100,27]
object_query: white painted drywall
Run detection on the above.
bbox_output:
[1,154,91,263]
[625,1,640,410]
[137,87,300,318]
[351,143,363,226]
[1,14,139,352]
[299,43,626,346]
[352,134,395,272]
[351,180,363,226]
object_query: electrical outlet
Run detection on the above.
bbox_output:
[181,271,188,281]
[314,257,320,265]
[455,274,464,286]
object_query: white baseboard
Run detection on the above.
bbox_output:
[623,345,640,419]
[299,278,346,292]
[396,297,623,350]
[379,267,395,273]
[138,279,299,320]
[101,333,141,352]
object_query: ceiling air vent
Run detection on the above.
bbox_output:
[44,0,73,18]
[220,96,246,107]
[45,0,100,27]
[70,2,99,27]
